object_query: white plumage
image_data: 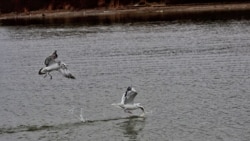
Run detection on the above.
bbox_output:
[39,51,75,79]
[113,87,144,114]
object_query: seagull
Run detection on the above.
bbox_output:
[38,51,75,79]
[112,87,145,115]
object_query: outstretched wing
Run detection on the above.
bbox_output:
[44,50,58,66]
[58,62,75,79]
[121,93,126,104]
[44,57,56,67]
[124,90,137,104]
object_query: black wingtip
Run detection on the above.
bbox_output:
[139,106,144,113]
[53,50,58,59]
[38,68,45,75]
[127,86,132,91]
[67,74,75,79]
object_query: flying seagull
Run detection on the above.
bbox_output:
[112,87,145,115]
[38,51,75,79]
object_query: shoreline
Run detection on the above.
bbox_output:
[1,3,250,25]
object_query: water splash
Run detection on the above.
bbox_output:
[79,108,86,122]
[68,106,88,122]
[68,106,75,115]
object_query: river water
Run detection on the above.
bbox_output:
[0,20,250,141]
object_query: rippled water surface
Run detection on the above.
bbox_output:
[0,20,250,141]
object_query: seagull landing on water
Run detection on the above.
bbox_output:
[112,87,145,115]
[38,51,75,79]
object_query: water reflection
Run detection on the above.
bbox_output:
[117,117,146,140]
[2,9,250,26]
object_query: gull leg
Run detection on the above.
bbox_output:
[124,109,133,114]
[48,73,52,79]
[128,111,133,114]
[43,73,47,78]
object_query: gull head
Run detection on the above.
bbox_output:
[126,86,137,94]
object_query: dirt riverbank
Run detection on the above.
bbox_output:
[1,2,250,25]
